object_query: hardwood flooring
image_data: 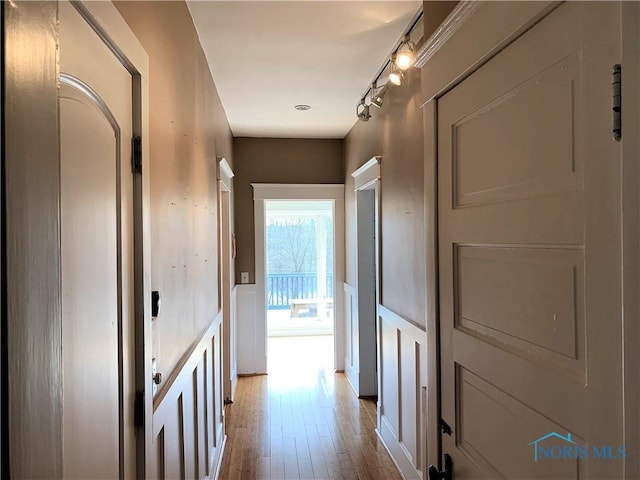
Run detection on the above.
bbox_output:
[219,336,401,480]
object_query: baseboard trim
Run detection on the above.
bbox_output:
[375,427,406,480]
[209,432,226,480]
[378,416,422,480]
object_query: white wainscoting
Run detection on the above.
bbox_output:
[344,282,378,397]
[229,285,238,398]
[148,312,225,479]
[377,304,428,480]
[235,283,265,374]
[344,283,359,394]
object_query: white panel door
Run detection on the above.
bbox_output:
[59,1,134,478]
[438,2,622,479]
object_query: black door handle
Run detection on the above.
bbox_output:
[428,453,453,480]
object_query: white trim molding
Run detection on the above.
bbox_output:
[252,183,344,201]
[217,156,234,192]
[414,1,484,69]
[250,184,346,373]
[419,1,557,103]
[349,159,382,399]
[351,156,381,191]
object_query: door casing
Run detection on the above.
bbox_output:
[251,184,346,374]
[350,156,381,398]
[66,4,153,477]
[218,157,236,403]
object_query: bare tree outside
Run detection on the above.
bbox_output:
[265,201,335,337]
[267,218,316,273]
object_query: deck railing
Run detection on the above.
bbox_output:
[266,273,334,310]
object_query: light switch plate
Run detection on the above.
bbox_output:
[241,272,249,284]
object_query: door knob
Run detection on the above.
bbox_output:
[153,372,162,385]
[428,453,453,480]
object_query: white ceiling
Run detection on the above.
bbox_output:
[187,1,421,139]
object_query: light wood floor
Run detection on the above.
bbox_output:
[219,336,402,480]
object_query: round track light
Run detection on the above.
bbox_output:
[389,68,403,86]
[395,35,416,70]
[354,21,420,121]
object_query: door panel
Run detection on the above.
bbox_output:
[438,3,622,478]
[456,245,584,371]
[60,82,120,479]
[60,1,134,478]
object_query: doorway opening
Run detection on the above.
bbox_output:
[265,200,334,373]
[218,158,235,403]
[252,183,345,376]
[346,156,380,398]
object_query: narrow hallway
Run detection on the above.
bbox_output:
[220,337,401,479]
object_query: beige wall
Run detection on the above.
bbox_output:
[423,1,458,40]
[115,1,233,379]
[345,68,426,326]
[343,5,456,477]
[233,137,343,283]
[344,1,457,327]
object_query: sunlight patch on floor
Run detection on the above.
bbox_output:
[267,335,335,391]
[267,308,334,337]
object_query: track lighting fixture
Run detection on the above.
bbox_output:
[395,34,416,70]
[356,98,371,122]
[371,82,388,108]
[388,65,403,86]
[354,9,422,121]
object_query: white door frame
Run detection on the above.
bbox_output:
[61,2,153,477]
[217,157,236,403]
[252,184,345,373]
[351,156,381,398]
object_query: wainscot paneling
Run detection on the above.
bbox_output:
[229,285,238,398]
[235,284,263,374]
[377,304,428,480]
[150,312,225,479]
[344,283,359,394]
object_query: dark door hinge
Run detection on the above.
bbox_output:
[441,418,452,436]
[132,136,142,174]
[428,453,453,480]
[612,64,621,141]
[134,391,144,428]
